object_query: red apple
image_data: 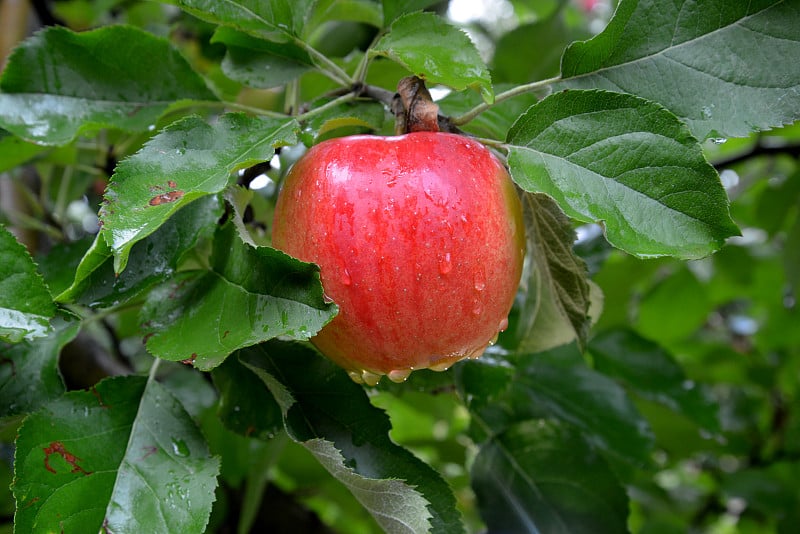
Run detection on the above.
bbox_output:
[272,132,525,385]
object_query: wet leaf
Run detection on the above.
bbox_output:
[507,89,740,259]
[165,0,316,40]
[139,222,337,371]
[212,27,314,89]
[557,0,800,139]
[0,313,77,417]
[589,329,721,433]
[58,195,223,307]
[459,346,654,465]
[472,420,629,534]
[0,225,55,343]
[0,130,47,171]
[381,0,441,25]
[371,12,493,103]
[241,341,465,534]
[13,375,219,533]
[514,193,600,352]
[0,26,217,145]
[100,113,298,273]
[211,356,283,440]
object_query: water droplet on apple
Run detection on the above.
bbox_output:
[487,331,500,346]
[429,360,451,372]
[438,252,452,274]
[388,369,411,383]
[341,268,352,286]
[473,269,486,291]
[348,371,364,384]
[472,299,483,315]
[498,317,509,332]
[361,370,381,386]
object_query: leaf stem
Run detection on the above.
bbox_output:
[451,76,562,126]
[292,37,353,87]
[295,92,358,122]
[352,33,385,85]
[147,356,162,383]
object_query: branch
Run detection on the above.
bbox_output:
[712,142,800,169]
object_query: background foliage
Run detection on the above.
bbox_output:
[1,0,799,532]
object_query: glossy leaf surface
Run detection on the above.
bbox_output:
[100,114,297,272]
[0,26,216,145]
[13,376,219,533]
[241,341,465,534]
[507,89,739,259]
[558,0,800,139]
[0,226,55,342]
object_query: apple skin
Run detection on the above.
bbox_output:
[272,132,525,384]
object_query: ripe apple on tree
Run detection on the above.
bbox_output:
[272,78,525,385]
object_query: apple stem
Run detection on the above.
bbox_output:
[393,76,442,134]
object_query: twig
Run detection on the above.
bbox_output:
[712,142,800,169]
[451,76,561,126]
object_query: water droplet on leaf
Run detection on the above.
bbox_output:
[171,438,190,457]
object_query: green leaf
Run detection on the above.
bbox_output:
[371,12,494,103]
[459,346,654,464]
[100,113,298,273]
[212,27,314,89]
[557,0,800,139]
[589,329,721,433]
[784,212,800,301]
[241,341,466,534]
[13,375,219,533]
[0,313,77,418]
[303,98,387,143]
[0,26,217,146]
[35,237,94,299]
[507,89,740,259]
[720,463,800,518]
[166,0,316,40]
[211,356,283,440]
[58,195,223,307]
[635,266,713,343]
[139,222,337,370]
[308,0,384,29]
[514,193,599,353]
[0,130,47,172]
[0,225,55,343]
[380,0,440,25]
[492,15,568,83]
[472,420,629,534]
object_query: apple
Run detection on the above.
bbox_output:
[272,132,525,385]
